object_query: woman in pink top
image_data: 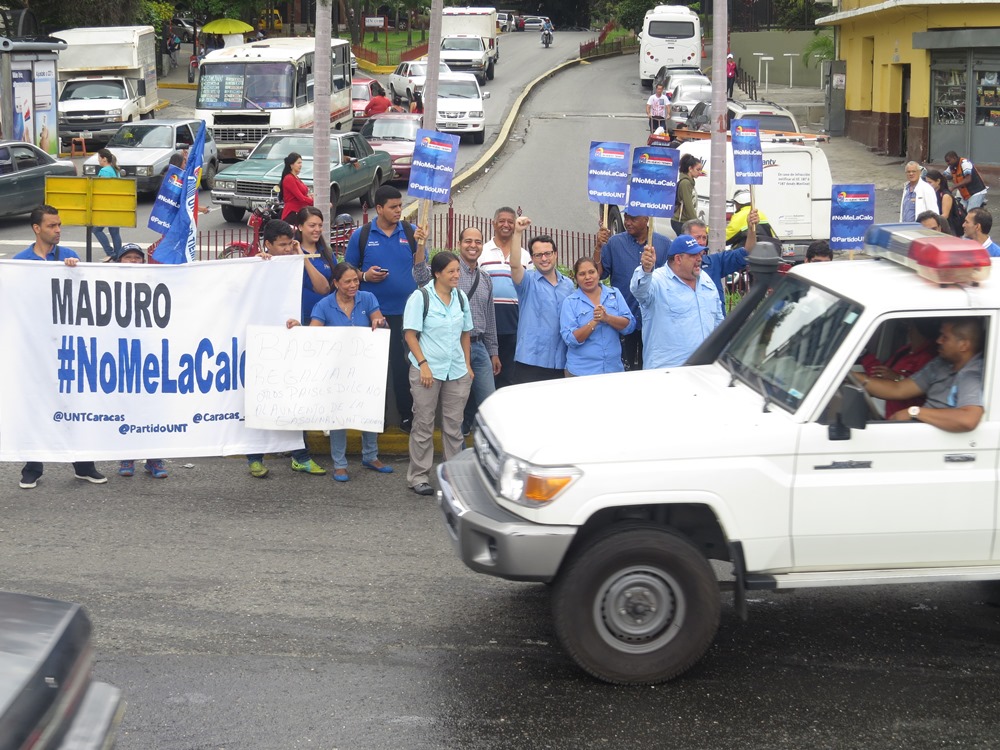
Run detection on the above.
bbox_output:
[279,152,313,222]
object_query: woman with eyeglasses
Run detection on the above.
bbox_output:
[560,256,635,376]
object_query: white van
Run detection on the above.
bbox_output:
[679,139,832,258]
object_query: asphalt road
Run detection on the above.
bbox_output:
[3,46,1000,750]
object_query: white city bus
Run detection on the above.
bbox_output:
[196,37,352,161]
[639,5,701,86]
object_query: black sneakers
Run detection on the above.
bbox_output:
[74,467,108,484]
[411,482,434,496]
[19,470,41,489]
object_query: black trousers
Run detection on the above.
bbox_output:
[22,461,97,477]
[513,361,564,384]
[621,329,644,371]
[385,314,413,424]
[494,333,518,389]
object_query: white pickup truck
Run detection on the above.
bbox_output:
[438,225,1000,684]
[440,7,499,84]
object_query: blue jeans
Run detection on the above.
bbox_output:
[463,340,496,429]
[93,226,121,257]
[329,430,378,469]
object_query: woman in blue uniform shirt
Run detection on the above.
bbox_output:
[560,256,635,376]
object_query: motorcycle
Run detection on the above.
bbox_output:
[542,29,552,48]
[221,198,283,258]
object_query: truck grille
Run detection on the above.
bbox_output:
[236,180,278,198]
[64,113,112,123]
[214,127,271,145]
[472,421,501,492]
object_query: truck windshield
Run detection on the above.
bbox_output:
[60,80,127,101]
[196,62,295,109]
[442,38,484,51]
[720,276,863,412]
[439,81,480,98]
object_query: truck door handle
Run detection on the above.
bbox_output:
[814,460,872,470]
[944,454,976,463]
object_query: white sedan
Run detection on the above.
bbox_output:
[387,59,452,105]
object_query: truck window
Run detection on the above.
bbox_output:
[720,276,863,412]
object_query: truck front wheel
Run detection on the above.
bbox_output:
[552,525,720,685]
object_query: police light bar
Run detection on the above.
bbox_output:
[863,223,991,285]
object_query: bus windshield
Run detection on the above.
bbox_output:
[647,20,696,39]
[197,62,295,109]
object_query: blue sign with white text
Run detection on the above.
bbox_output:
[587,141,630,204]
[148,165,185,232]
[731,118,763,185]
[626,147,679,218]
[830,183,875,251]
[407,129,461,203]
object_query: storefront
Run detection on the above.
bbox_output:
[918,31,1000,164]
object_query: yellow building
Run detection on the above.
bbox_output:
[818,1,1000,165]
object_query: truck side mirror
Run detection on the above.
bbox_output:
[828,384,868,440]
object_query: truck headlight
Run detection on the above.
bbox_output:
[499,456,579,507]
[83,165,97,175]
[472,61,484,68]
[470,110,484,118]
[107,109,122,116]
[135,166,153,176]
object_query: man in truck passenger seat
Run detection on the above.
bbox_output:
[854,318,984,432]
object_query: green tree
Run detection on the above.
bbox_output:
[802,31,834,66]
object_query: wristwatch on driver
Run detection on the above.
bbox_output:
[908,406,921,421]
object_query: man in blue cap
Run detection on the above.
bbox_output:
[630,234,724,369]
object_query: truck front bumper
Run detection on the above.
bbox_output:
[437,450,576,582]
[58,124,120,143]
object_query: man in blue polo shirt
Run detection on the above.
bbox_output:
[509,216,575,382]
[13,205,108,489]
[594,211,670,370]
[345,185,429,432]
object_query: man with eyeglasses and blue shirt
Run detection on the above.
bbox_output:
[509,216,574,383]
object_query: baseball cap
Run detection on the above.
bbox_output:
[667,234,702,256]
[733,189,752,206]
[727,53,734,58]
[115,243,145,261]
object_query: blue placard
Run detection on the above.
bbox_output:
[148,165,185,233]
[731,118,763,185]
[587,141,630,204]
[830,183,875,251]
[626,147,679,218]
[407,129,461,203]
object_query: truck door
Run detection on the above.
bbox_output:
[792,313,999,569]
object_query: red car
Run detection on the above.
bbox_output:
[360,112,422,181]
[351,75,383,132]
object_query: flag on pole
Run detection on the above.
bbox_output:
[153,121,205,264]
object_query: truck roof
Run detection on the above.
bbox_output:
[443,7,498,14]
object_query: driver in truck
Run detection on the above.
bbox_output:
[855,318,985,432]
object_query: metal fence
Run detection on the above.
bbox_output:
[352,41,429,68]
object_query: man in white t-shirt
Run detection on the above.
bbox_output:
[646,83,671,133]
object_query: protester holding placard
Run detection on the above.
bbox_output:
[509,216,575,384]
[402,252,474,497]
[671,153,703,236]
[13,205,107,489]
[560,257,635,376]
[295,206,336,323]
[245,219,327,479]
[288,262,392,482]
[279,152,314,222]
[594,213,669,370]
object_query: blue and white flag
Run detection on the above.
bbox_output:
[626,147,679,218]
[587,141,630,204]
[731,119,763,185]
[830,183,875,251]
[154,121,205,264]
[148,165,185,233]
[407,129,461,202]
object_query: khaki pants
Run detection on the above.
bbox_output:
[407,367,472,486]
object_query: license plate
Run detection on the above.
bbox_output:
[236,148,250,158]
[80,130,92,139]
[251,200,268,210]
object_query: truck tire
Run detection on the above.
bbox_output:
[552,525,720,685]
[221,205,245,223]
[201,160,217,190]
[472,129,485,145]
[487,60,495,80]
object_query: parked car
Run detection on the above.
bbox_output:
[436,72,490,144]
[522,15,551,30]
[360,112,421,181]
[351,74,383,131]
[170,17,195,42]
[0,591,124,748]
[211,129,393,223]
[684,98,801,134]
[387,58,453,105]
[0,141,76,219]
[665,80,713,131]
[652,65,709,97]
[83,119,220,195]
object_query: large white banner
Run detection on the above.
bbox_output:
[0,257,307,461]
[244,325,390,431]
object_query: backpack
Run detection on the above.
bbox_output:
[357,220,417,270]
[416,286,467,339]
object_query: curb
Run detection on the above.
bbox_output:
[357,58,397,75]
[304,427,467,456]
[160,81,198,91]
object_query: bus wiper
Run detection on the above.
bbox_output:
[243,96,265,112]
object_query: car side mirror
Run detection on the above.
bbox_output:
[482,91,491,100]
[828,383,868,440]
